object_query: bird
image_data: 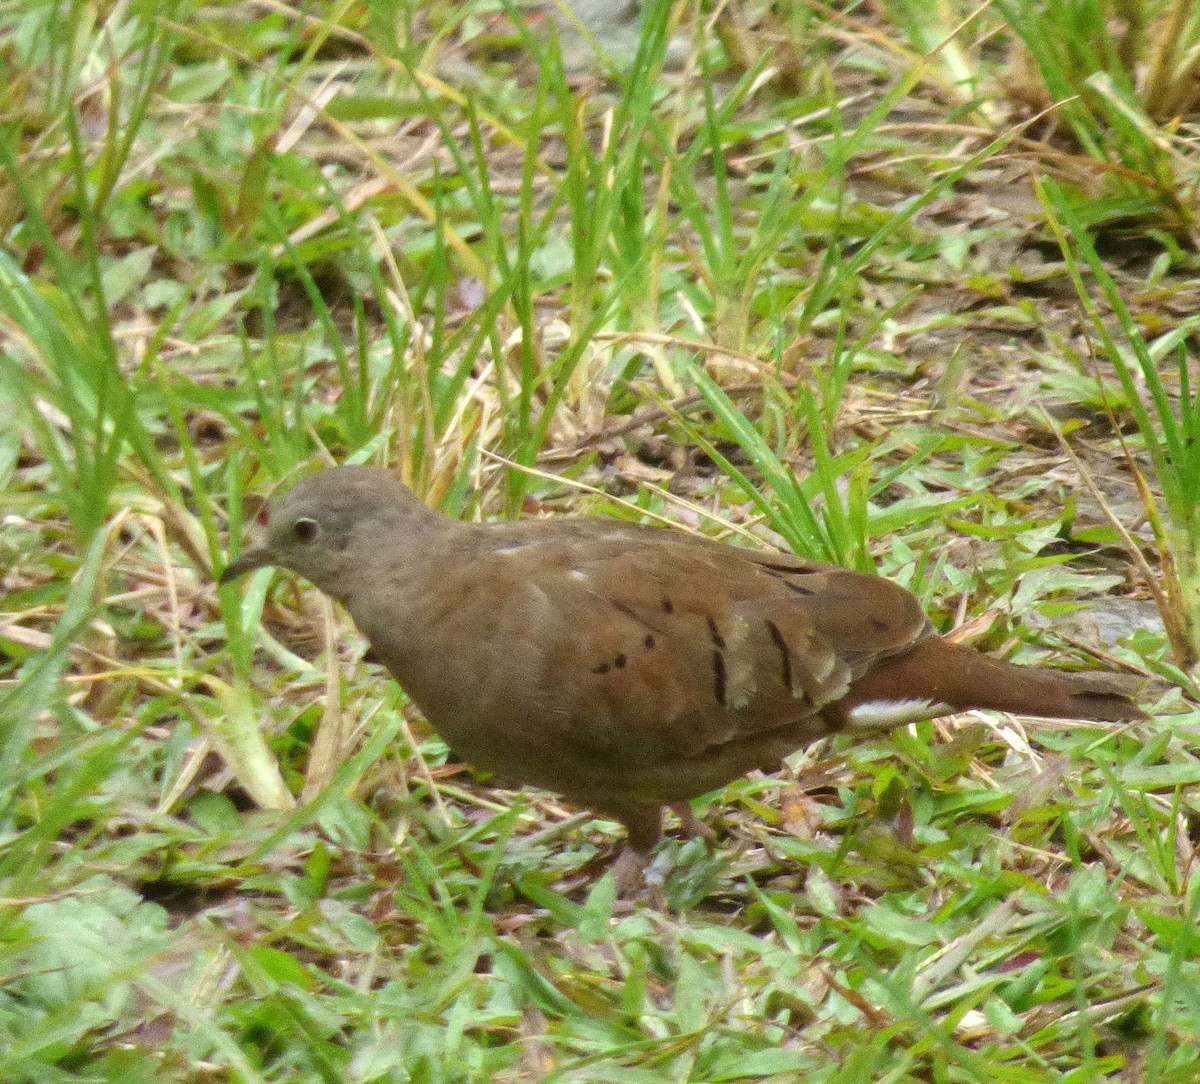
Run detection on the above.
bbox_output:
[220,466,1146,890]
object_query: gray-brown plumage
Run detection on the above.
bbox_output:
[221,466,1146,887]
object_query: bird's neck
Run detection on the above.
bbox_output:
[336,514,479,627]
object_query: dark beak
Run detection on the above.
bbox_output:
[219,545,274,585]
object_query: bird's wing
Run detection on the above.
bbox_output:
[488,530,932,799]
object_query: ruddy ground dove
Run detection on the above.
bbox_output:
[221,466,1146,887]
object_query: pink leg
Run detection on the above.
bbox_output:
[610,805,663,897]
[610,846,649,897]
[670,802,716,843]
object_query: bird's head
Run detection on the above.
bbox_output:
[219,467,438,600]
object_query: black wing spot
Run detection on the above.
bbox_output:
[614,654,627,669]
[706,616,726,651]
[765,620,795,695]
[661,596,675,614]
[644,634,656,650]
[755,558,815,574]
[592,662,612,674]
[763,568,815,595]
[712,650,727,707]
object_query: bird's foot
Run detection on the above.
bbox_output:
[670,802,716,845]
[610,844,650,898]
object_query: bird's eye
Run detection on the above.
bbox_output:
[292,517,319,543]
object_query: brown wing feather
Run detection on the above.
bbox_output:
[473,530,932,804]
[360,517,933,807]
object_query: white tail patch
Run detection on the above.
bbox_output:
[848,699,953,729]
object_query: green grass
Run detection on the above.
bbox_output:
[1,0,1198,1080]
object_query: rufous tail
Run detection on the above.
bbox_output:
[842,636,1146,723]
